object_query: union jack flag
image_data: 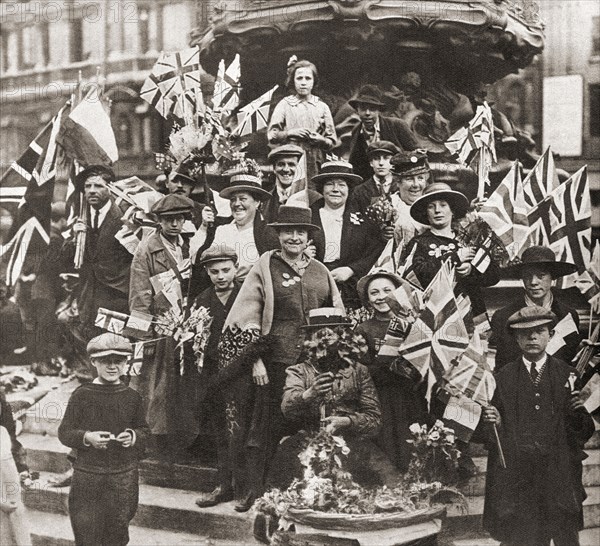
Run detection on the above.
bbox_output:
[140,48,205,122]
[478,161,529,260]
[233,85,278,137]
[0,104,68,286]
[212,54,241,115]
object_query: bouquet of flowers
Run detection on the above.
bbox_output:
[154,305,213,373]
[365,196,398,231]
[405,420,462,486]
[456,216,510,270]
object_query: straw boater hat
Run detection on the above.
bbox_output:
[268,205,321,232]
[301,307,352,329]
[87,333,132,358]
[349,85,386,110]
[267,144,304,163]
[197,244,238,266]
[511,245,578,279]
[356,268,403,306]
[391,149,430,178]
[219,173,271,201]
[507,305,557,330]
[150,194,194,217]
[311,158,363,189]
[409,182,470,225]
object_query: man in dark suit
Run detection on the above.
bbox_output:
[310,158,384,308]
[482,306,593,546]
[490,246,582,371]
[348,85,419,181]
[68,165,132,341]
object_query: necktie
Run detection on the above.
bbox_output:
[93,209,99,230]
[530,362,538,382]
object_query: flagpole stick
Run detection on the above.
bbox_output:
[589,307,593,340]
[492,423,507,469]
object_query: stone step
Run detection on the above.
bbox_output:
[452,527,600,546]
[20,433,219,492]
[22,385,74,437]
[27,509,257,546]
[24,472,257,541]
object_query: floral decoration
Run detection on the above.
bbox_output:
[365,196,398,231]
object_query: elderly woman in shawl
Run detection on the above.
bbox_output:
[216,205,344,512]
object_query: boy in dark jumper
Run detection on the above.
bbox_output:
[482,306,594,546]
[194,244,240,508]
[58,333,149,546]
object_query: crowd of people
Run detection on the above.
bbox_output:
[0,57,595,546]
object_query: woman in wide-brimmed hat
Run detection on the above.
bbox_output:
[309,159,384,308]
[401,182,499,316]
[215,205,344,512]
[354,269,427,472]
[268,58,337,184]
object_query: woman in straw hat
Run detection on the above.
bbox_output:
[354,270,427,472]
[268,58,337,184]
[401,182,499,316]
[215,205,344,512]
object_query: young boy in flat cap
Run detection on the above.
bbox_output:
[194,244,240,508]
[58,333,149,546]
[482,306,594,546]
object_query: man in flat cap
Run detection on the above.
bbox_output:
[481,305,593,546]
[347,85,419,181]
[65,165,132,345]
[490,246,582,371]
[262,144,321,223]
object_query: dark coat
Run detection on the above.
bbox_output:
[310,199,384,280]
[65,202,132,328]
[490,292,581,371]
[350,175,401,215]
[348,116,419,181]
[482,356,594,541]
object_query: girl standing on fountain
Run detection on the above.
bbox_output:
[268,58,338,185]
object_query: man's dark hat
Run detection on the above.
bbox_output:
[391,149,430,177]
[367,140,400,159]
[75,165,115,191]
[507,305,557,330]
[349,85,386,110]
[511,246,578,278]
[219,173,271,201]
[170,165,196,185]
[301,307,352,329]
[267,144,304,163]
[311,158,363,188]
[409,182,469,225]
[268,205,321,231]
[151,194,194,217]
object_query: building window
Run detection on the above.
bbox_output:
[590,84,600,137]
[70,18,83,63]
[593,16,600,56]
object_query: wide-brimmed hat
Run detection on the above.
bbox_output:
[311,159,363,188]
[511,245,578,278]
[198,244,238,266]
[268,205,321,231]
[219,173,272,201]
[367,140,400,159]
[507,305,557,330]
[267,144,304,163]
[349,85,386,110]
[87,333,132,358]
[301,308,352,329]
[74,165,115,191]
[151,194,194,217]
[409,182,469,225]
[357,269,402,305]
[391,149,430,177]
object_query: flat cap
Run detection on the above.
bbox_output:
[198,244,238,266]
[268,144,304,162]
[367,140,400,159]
[150,194,194,217]
[87,333,132,357]
[507,306,557,330]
